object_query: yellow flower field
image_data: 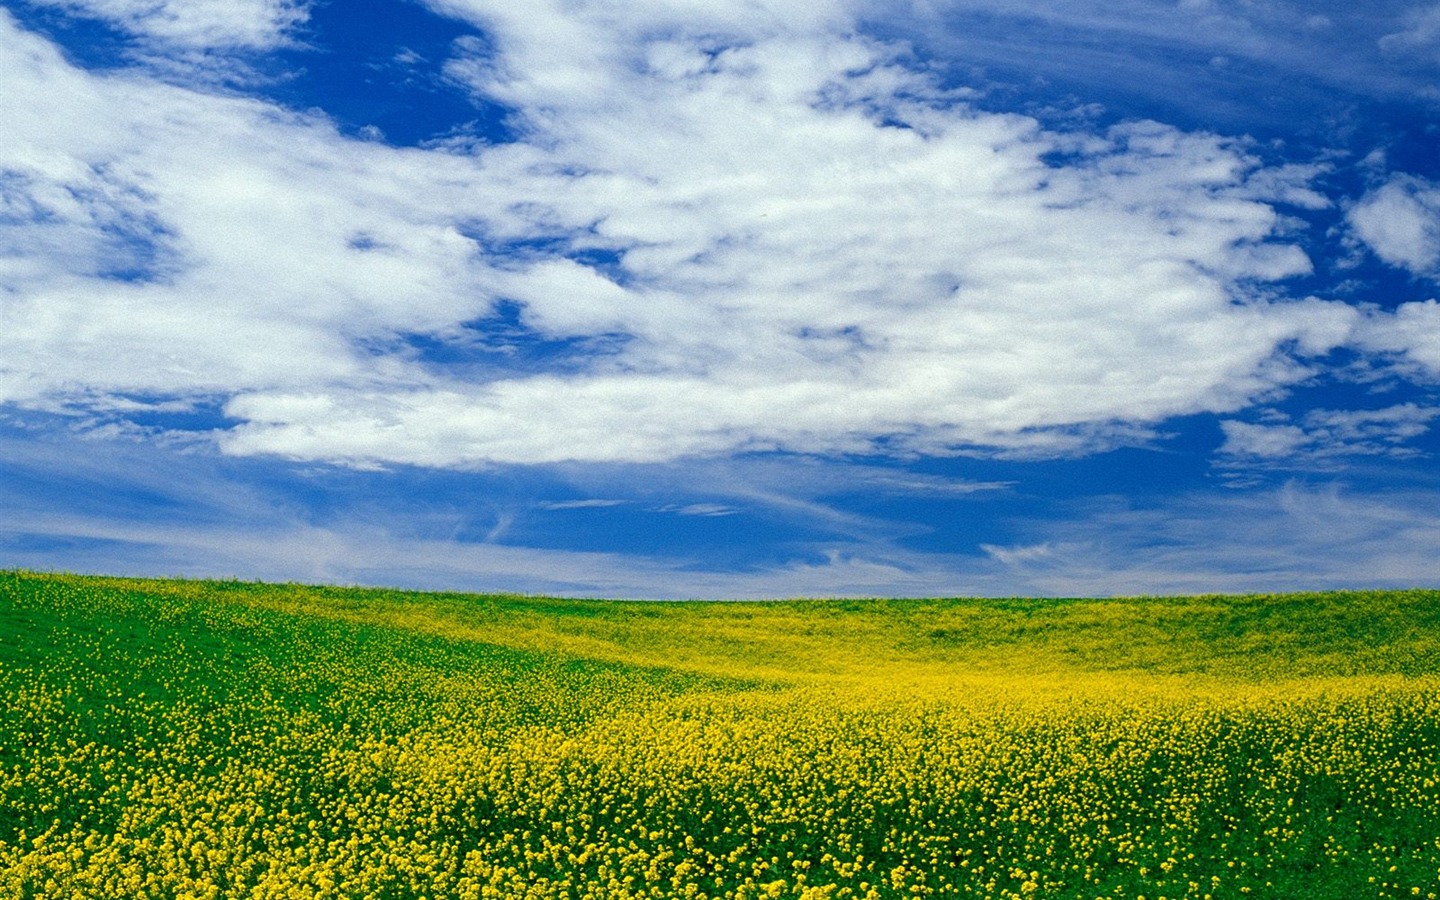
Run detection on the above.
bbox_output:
[2,571,1438,898]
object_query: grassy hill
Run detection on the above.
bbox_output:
[2,571,1438,898]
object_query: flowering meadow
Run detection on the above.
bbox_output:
[3,571,1439,899]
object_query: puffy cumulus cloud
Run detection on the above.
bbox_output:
[25,0,309,50]
[1355,299,1440,379]
[1217,420,1309,460]
[0,2,1372,468]
[1,10,499,406]
[1218,403,1439,464]
[224,0,1358,465]
[1347,174,1440,277]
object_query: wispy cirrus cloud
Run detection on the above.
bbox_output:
[664,504,739,518]
[973,481,1440,596]
[900,0,1440,112]
[1378,4,1440,60]
[8,423,1440,598]
[537,499,628,511]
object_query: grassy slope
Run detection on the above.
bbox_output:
[3,571,1440,899]
[118,573,1440,691]
[85,572,1440,682]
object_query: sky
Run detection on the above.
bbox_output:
[3,0,1440,598]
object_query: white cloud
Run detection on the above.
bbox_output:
[1378,4,1440,57]
[27,0,308,50]
[0,3,1384,469]
[538,498,628,510]
[224,3,1363,466]
[1219,403,1439,463]
[980,542,1056,565]
[1347,174,1440,276]
[666,503,739,517]
[1217,420,1309,459]
[1355,299,1440,379]
[1,10,498,404]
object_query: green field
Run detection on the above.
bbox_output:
[2,571,1439,899]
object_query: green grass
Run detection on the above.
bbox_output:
[2,570,1439,899]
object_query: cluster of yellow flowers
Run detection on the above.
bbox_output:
[2,572,1439,898]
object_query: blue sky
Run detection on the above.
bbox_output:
[4,0,1440,597]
